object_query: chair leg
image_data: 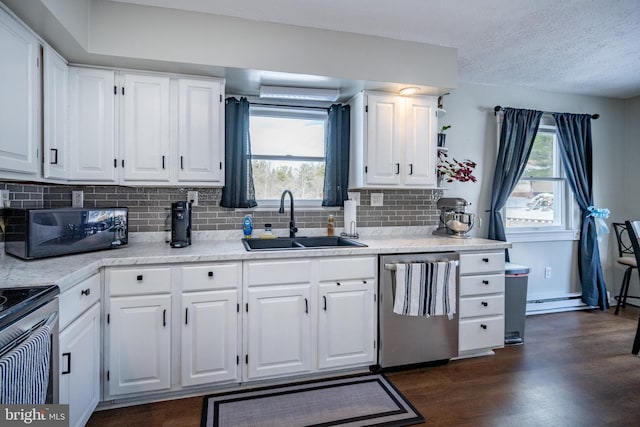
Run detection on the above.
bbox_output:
[633,314,640,355]
[615,268,632,315]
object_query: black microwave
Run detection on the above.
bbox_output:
[3,207,128,260]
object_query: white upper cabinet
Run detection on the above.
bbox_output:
[43,47,69,180]
[349,91,438,189]
[0,9,40,176]
[178,79,224,184]
[121,73,171,182]
[68,67,117,182]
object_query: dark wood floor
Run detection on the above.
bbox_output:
[88,306,640,427]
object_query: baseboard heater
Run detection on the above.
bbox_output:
[526,295,593,315]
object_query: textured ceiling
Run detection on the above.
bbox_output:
[108,0,640,99]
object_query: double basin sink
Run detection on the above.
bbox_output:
[242,236,367,251]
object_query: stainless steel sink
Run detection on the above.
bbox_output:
[242,236,366,251]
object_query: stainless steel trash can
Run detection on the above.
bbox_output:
[505,262,530,345]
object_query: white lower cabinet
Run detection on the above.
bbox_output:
[58,273,101,427]
[107,294,172,396]
[59,303,101,427]
[458,251,506,356]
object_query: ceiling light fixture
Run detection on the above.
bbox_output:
[259,85,340,102]
[399,86,419,96]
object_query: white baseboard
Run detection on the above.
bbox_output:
[526,297,594,315]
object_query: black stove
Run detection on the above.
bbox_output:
[0,285,59,330]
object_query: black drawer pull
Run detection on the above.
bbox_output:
[482,258,489,263]
[481,301,488,307]
[163,309,167,327]
[136,275,143,281]
[62,352,71,375]
[323,296,327,311]
[480,324,487,329]
[162,155,165,169]
[50,148,58,165]
[409,163,413,175]
[81,288,91,296]
[336,282,341,286]
[363,280,367,284]
[304,298,309,314]
[208,271,214,277]
[482,280,489,285]
[395,163,400,174]
[185,308,188,325]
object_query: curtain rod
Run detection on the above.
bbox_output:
[248,101,331,111]
[493,105,599,120]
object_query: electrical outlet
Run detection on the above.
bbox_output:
[187,191,199,207]
[0,190,9,208]
[72,191,83,208]
[370,192,384,207]
[545,266,552,279]
[347,192,361,206]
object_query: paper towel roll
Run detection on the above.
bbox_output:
[343,200,357,236]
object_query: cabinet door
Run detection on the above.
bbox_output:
[245,284,312,380]
[59,303,100,427]
[178,79,224,183]
[0,10,39,176]
[365,93,402,186]
[318,281,375,369]
[181,290,239,387]
[121,74,171,182]
[107,294,171,396]
[68,67,116,181]
[404,96,437,186]
[43,47,68,180]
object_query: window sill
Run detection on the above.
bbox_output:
[506,229,579,243]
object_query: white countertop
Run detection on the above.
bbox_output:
[0,232,510,292]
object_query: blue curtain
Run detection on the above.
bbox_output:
[553,113,608,310]
[220,97,257,208]
[322,104,350,207]
[488,108,543,257]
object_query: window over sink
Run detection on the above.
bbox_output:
[249,105,327,206]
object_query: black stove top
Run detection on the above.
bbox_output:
[0,285,59,330]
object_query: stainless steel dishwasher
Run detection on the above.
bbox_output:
[378,252,459,369]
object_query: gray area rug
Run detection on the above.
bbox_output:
[201,373,424,427]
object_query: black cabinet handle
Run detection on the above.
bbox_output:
[162,155,165,169]
[208,271,214,278]
[363,280,367,284]
[481,301,488,307]
[180,156,184,170]
[304,298,308,314]
[482,258,489,263]
[62,352,71,375]
[50,148,58,165]
[409,163,413,175]
[185,308,188,325]
[163,309,167,327]
[323,296,327,311]
[395,163,400,174]
[336,282,341,286]
[136,275,143,281]
[114,158,117,168]
[480,324,487,329]
[121,159,125,168]
[482,280,489,285]
[81,288,91,296]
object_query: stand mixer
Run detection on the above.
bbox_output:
[433,197,477,238]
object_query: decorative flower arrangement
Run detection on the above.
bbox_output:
[437,151,477,183]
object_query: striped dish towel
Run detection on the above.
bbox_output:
[393,261,458,318]
[0,323,51,404]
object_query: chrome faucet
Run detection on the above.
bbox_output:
[279,190,298,238]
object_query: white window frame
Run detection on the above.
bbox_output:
[504,122,579,242]
[249,105,328,209]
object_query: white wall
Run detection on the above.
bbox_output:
[442,82,628,302]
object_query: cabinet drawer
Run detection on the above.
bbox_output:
[459,252,505,275]
[181,263,241,292]
[318,257,376,282]
[107,267,171,296]
[459,295,504,318]
[459,316,504,352]
[59,273,101,330]
[459,274,505,296]
[245,259,313,286]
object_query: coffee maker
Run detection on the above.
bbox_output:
[433,197,476,239]
[170,201,192,248]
